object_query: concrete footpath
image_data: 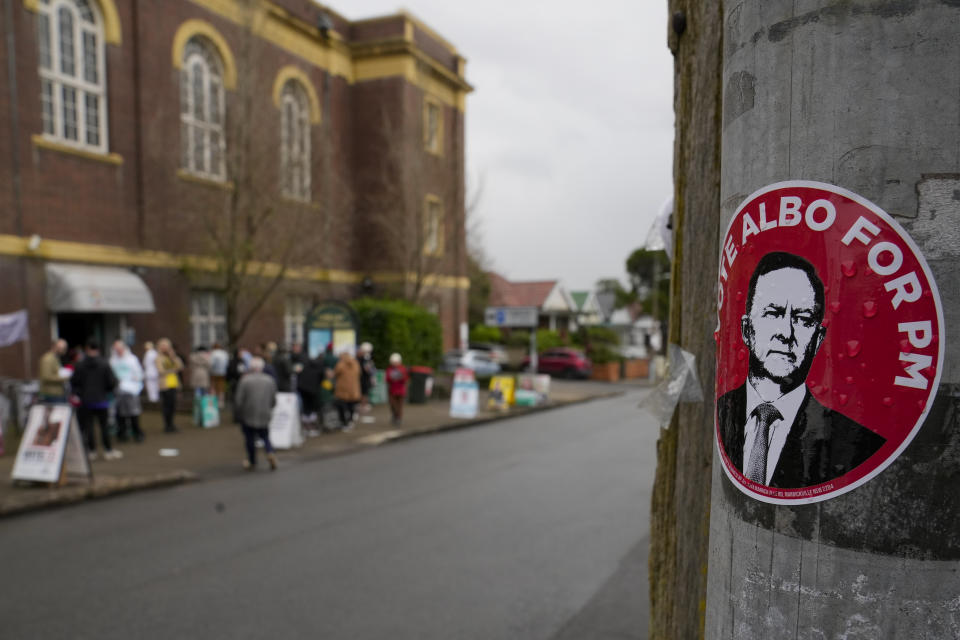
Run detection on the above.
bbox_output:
[0,379,642,518]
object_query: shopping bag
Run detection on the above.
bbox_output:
[201,395,220,428]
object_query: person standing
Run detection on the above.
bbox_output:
[189,346,212,426]
[233,357,278,471]
[297,353,323,435]
[357,342,376,413]
[142,341,159,403]
[38,339,68,403]
[333,349,362,431]
[70,341,121,460]
[110,340,145,442]
[209,342,229,405]
[385,353,409,426]
[272,344,293,393]
[156,338,184,433]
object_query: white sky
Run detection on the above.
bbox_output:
[335,1,674,292]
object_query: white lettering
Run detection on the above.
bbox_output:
[894,352,933,390]
[884,271,922,309]
[898,321,933,349]
[742,213,760,243]
[868,241,904,276]
[719,258,728,281]
[804,199,836,231]
[724,236,738,267]
[758,203,777,231]
[779,196,802,227]
[842,215,881,246]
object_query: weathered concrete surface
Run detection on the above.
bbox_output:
[706,1,960,637]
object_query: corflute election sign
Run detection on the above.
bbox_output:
[715,181,944,504]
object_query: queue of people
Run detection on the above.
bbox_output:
[36,336,410,471]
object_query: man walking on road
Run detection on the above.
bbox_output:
[70,341,122,461]
[234,357,278,471]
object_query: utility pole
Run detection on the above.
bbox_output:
[703,2,960,638]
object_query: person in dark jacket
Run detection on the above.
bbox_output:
[70,340,121,460]
[272,344,293,393]
[297,354,323,435]
[234,357,278,471]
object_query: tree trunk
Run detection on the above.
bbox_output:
[649,2,724,639]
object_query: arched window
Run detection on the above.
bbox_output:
[180,37,225,179]
[280,80,311,201]
[36,0,108,151]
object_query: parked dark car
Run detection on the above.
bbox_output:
[521,348,592,379]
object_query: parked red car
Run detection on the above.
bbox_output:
[521,348,592,379]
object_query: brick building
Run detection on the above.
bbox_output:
[0,0,471,377]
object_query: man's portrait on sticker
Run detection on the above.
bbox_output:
[715,182,944,505]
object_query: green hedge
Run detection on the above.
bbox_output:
[505,329,530,347]
[353,298,443,369]
[469,325,502,344]
[535,329,567,352]
[572,326,620,347]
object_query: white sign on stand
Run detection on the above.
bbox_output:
[450,368,479,419]
[269,392,303,449]
[12,404,91,484]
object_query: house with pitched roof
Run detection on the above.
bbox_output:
[488,273,575,332]
[569,290,602,326]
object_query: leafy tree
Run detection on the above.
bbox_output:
[596,278,636,309]
[625,249,670,323]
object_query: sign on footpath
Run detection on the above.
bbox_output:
[715,181,944,505]
[269,392,303,449]
[12,404,91,485]
[450,368,479,419]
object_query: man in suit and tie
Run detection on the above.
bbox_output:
[717,251,886,488]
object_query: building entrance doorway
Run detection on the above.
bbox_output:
[56,313,125,351]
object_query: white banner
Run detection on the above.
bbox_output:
[269,392,303,449]
[0,310,28,348]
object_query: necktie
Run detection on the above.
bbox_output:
[745,402,783,484]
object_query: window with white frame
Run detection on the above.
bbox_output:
[280,80,311,201]
[423,196,444,256]
[36,0,108,151]
[190,291,227,348]
[284,296,310,348]
[423,97,441,155]
[180,37,225,180]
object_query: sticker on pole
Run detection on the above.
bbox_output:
[715,181,944,504]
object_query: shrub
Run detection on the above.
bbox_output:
[572,326,620,348]
[505,329,530,347]
[588,344,622,364]
[535,329,567,353]
[353,298,443,369]
[469,325,502,344]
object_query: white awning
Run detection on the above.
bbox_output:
[46,264,155,313]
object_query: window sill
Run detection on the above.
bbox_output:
[176,169,235,191]
[280,195,320,209]
[32,135,123,165]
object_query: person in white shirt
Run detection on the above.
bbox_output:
[111,340,145,443]
[142,341,159,403]
[209,342,229,404]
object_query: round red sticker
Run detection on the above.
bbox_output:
[715,181,944,504]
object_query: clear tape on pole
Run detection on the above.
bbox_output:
[639,343,703,427]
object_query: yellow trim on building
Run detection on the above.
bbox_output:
[176,169,235,191]
[272,66,322,124]
[188,0,469,111]
[24,0,122,44]
[171,18,239,90]
[32,135,123,165]
[0,235,469,290]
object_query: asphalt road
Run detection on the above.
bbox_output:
[1,390,657,640]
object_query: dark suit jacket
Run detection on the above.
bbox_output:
[717,384,885,488]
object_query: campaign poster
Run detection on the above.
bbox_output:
[487,376,515,411]
[450,368,479,419]
[715,181,944,504]
[333,329,356,356]
[269,392,303,449]
[308,329,332,359]
[12,404,89,484]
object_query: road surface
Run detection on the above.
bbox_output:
[1,389,657,639]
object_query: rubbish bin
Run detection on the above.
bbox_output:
[408,366,434,404]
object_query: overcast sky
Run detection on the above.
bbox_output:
[337,1,674,292]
